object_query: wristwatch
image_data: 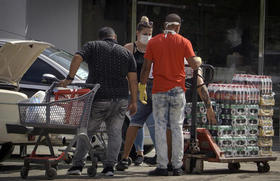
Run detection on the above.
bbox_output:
[66,75,74,81]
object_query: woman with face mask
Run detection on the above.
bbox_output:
[116,16,156,170]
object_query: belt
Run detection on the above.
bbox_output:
[94,98,126,102]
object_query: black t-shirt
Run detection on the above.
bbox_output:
[133,42,145,82]
[76,39,137,99]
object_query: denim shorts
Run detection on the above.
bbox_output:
[129,79,153,127]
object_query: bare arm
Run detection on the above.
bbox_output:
[127,72,138,115]
[187,56,202,70]
[69,54,83,78]
[140,58,153,84]
[196,69,217,124]
[59,54,83,87]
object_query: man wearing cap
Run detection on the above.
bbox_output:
[139,13,202,176]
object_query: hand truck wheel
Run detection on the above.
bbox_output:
[193,159,204,174]
[228,163,240,171]
[45,167,57,180]
[20,166,29,179]
[257,161,270,173]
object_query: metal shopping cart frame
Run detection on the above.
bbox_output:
[18,82,100,179]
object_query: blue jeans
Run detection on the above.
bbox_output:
[134,113,155,152]
[152,87,186,169]
[72,98,128,168]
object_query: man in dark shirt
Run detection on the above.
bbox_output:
[60,27,138,176]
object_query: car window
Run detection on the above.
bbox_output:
[21,58,65,84]
[42,47,88,80]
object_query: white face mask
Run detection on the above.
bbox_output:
[139,35,152,45]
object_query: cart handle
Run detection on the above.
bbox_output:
[45,82,100,103]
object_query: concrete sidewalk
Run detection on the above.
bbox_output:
[0,148,279,181]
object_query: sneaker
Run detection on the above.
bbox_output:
[173,168,184,176]
[144,155,157,166]
[67,166,83,175]
[115,159,129,171]
[101,166,114,176]
[148,168,168,176]
[134,155,144,166]
[167,163,173,172]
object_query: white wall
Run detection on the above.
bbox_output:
[0,0,27,39]
[26,0,80,53]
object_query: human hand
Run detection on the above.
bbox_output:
[138,83,147,104]
[127,102,137,116]
[206,107,217,125]
[189,56,202,70]
[59,79,72,87]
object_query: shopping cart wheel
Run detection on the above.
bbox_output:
[193,159,204,174]
[45,168,57,180]
[184,158,195,173]
[257,161,270,173]
[228,163,240,171]
[20,167,29,179]
[87,166,97,177]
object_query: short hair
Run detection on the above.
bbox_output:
[98,27,116,40]
[137,16,153,31]
[165,13,182,24]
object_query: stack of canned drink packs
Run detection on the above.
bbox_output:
[233,74,274,156]
[203,74,274,158]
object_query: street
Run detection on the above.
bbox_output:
[0,146,279,181]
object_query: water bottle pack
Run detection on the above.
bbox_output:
[232,74,273,95]
[208,83,260,105]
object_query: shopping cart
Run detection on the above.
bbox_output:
[183,64,277,174]
[18,82,100,179]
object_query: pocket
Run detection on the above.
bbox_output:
[118,99,129,117]
[91,101,110,120]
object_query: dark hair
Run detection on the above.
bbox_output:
[98,27,116,40]
[165,13,181,24]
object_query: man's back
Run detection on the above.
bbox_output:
[145,33,195,93]
[78,39,136,99]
